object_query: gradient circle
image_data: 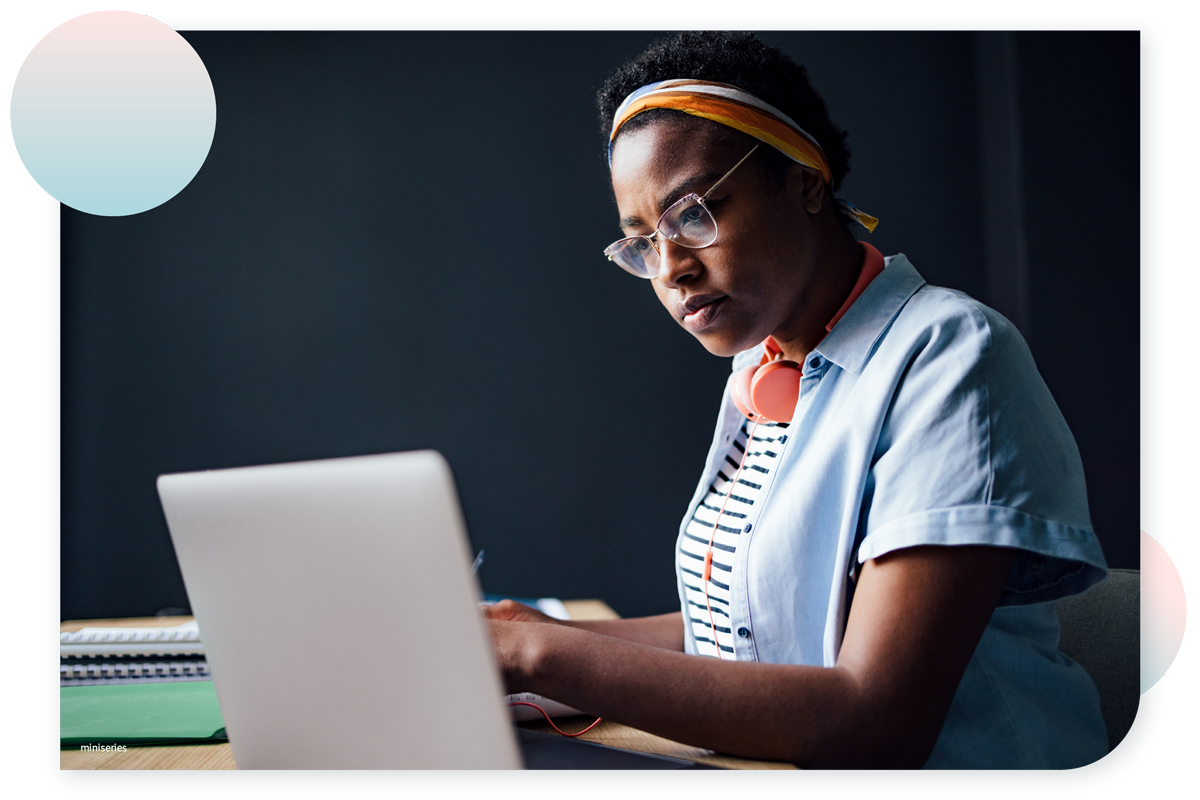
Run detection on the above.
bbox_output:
[10,11,215,216]
[1142,530,1187,693]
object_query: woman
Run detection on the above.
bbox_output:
[485,32,1109,769]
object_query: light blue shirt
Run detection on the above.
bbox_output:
[674,254,1110,768]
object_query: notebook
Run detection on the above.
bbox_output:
[61,682,227,748]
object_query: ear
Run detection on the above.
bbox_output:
[802,165,827,214]
[788,162,826,215]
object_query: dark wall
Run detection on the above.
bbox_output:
[1017,32,1141,576]
[61,31,1139,621]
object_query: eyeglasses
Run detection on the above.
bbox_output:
[604,144,761,279]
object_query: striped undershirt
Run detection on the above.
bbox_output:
[678,417,789,658]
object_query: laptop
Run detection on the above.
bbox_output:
[157,450,712,769]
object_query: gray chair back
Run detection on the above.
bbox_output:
[1055,568,1139,751]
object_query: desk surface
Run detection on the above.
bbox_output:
[60,603,794,771]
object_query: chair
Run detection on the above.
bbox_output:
[1055,568,1140,751]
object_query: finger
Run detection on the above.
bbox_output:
[489,599,535,620]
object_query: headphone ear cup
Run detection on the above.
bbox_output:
[731,365,762,422]
[749,360,802,423]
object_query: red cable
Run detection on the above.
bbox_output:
[702,416,761,660]
[508,701,603,737]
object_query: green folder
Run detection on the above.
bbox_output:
[61,681,227,748]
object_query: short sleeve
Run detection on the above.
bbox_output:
[855,291,1108,605]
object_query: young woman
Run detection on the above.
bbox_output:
[485,32,1109,769]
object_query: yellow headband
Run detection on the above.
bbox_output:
[609,79,878,233]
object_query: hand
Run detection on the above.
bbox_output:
[481,600,572,693]
[482,601,571,693]
[487,618,529,693]
[488,615,575,695]
[481,598,565,626]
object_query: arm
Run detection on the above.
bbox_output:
[490,544,1016,768]
[485,599,684,651]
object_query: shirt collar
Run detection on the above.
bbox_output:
[814,253,926,375]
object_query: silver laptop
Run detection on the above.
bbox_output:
[159,449,714,770]
[157,450,521,769]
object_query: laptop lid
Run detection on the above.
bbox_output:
[157,450,522,769]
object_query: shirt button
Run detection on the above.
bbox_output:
[744,523,753,533]
[809,357,821,369]
[737,627,751,638]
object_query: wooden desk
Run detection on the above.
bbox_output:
[60,604,794,770]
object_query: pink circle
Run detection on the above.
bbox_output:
[1142,529,1187,693]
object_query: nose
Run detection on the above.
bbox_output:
[654,237,701,288]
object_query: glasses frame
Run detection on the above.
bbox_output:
[604,144,761,278]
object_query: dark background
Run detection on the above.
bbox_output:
[61,31,1139,621]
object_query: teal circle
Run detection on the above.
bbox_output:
[10,11,216,217]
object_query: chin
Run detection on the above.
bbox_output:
[694,331,756,359]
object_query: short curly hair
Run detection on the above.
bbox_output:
[597,32,852,193]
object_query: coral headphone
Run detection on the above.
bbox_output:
[730,336,803,423]
[729,243,886,424]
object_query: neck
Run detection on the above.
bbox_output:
[771,225,863,364]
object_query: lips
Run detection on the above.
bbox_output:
[677,294,725,318]
[678,294,727,332]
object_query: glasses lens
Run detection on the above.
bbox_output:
[605,236,658,278]
[660,196,716,248]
